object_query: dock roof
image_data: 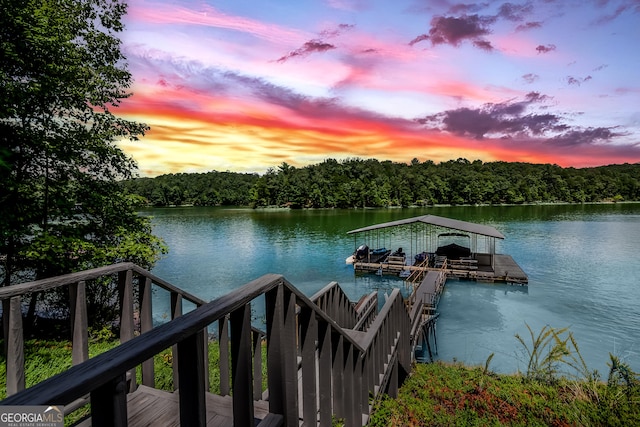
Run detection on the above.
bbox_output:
[346,214,505,239]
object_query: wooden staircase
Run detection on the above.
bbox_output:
[1,263,421,427]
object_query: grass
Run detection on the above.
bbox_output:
[370,325,640,426]
[0,338,120,399]
[0,335,267,426]
[369,361,640,426]
[0,337,120,426]
[138,339,268,394]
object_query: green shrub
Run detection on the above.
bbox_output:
[370,325,640,426]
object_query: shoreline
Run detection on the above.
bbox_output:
[141,199,640,210]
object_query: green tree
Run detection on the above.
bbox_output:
[0,0,165,292]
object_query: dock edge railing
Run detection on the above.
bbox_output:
[1,264,412,427]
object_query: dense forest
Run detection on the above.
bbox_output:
[121,158,640,208]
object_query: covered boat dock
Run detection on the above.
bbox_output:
[347,214,528,285]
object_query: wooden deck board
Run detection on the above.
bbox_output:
[118,386,274,426]
[126,386,180,427]
[492,254,528,283]
[418,271,441,296]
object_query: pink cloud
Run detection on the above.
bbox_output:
[117,1,640,175]
[127,2,307,45]
[491,34,550,58]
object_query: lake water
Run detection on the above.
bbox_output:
[142,203,640,377]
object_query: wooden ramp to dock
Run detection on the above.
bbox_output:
[407,272,445,364]
[414,271,444,309]
[407,270,446,318]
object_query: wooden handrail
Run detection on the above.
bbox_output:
[309,281,360,329]
[348,288,409,352]
[0,263,206,398]
[1,268,413,427]
[353,291,377,331]
[0,274,285,401]
[0,263,205,306]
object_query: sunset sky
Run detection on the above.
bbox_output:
[118,0,640,177]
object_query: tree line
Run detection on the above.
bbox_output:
[121,158,640,208]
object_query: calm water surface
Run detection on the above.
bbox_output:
[142,204,640,376]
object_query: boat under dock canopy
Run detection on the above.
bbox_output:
[346,214,528,285]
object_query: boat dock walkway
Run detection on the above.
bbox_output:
[406,271,446,363]
[408,271,446,314]
[446,254,528,284]
[354,253,528,285]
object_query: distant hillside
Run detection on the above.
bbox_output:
[121,158,640,208]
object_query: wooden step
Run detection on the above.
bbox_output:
[105,385,281,427]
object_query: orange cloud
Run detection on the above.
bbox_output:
[117,77,640,177]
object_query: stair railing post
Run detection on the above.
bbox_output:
[177,331,207,427]
[2,298,8,356]
[299,306,318,425]
[265,283,298,427]
[139,276,155,387]
[4,296,25,395]
[372,334,381,395]
[118,270,135,343]
[361,349,369,410]
[343,341,355,427]
[118,269,136,392]
[218,315,230,396]
[171,292,183,391]
[331,332,344,421]
[202,327,210,392]
[398,298,411,380]
[357,350,368,424]
[230,303,254,426]
[352,350,364,427]
[69,281,89,365]
[252,329,263,400]
[90,373,128,427]
[318,321,333,427]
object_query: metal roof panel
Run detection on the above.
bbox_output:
[347,214,505,239]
